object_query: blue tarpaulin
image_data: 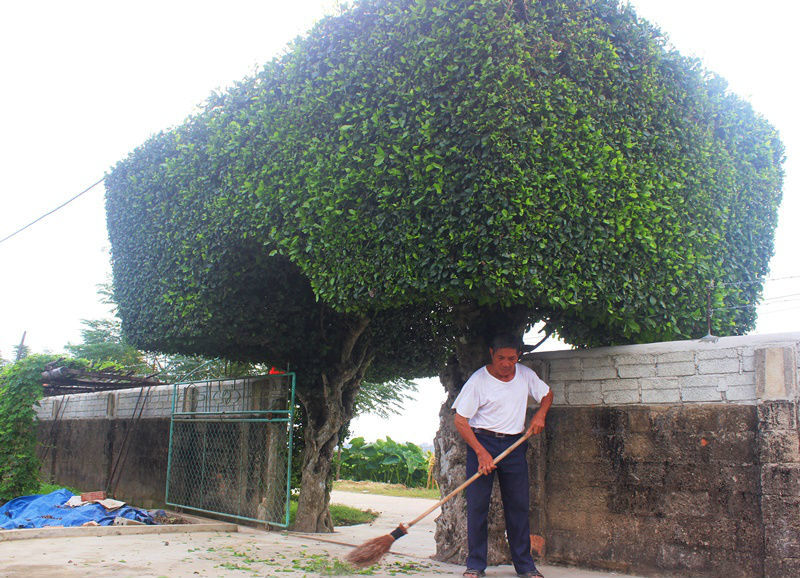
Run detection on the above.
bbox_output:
[0,489,154,530]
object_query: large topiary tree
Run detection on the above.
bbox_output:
[105,0,783,537]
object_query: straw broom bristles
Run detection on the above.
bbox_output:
[345,524,407,567]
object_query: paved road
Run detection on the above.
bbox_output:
[327,489,440,557]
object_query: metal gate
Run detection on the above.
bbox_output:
[165,373,295,527]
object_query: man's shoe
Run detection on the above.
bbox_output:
[517,571,544,578]
[463,569,485,578]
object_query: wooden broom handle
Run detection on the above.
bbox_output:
[405,428,534,528]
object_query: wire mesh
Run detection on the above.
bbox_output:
[165,374,294,526]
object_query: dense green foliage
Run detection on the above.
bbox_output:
[66,317,150,372]
[337,437,430,487]
[106,0,783,351]
[0,355,60,500]
[354,378,418,418]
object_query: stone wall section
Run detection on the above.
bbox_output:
[537,404,763,576]
[524,332,800,577]
[755,344,800,577]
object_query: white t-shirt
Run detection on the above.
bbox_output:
[452,364,550,435]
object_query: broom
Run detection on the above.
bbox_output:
[345,428,535,567]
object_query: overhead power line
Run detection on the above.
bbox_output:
[0,177,105,247]
[718,274,800,287]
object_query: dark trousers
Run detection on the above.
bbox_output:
[465,433,536,573]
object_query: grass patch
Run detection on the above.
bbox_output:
[288,500,379,527]
[329,503,379,525]
[333,480,441,500]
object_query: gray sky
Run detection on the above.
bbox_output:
[1,1,798,444]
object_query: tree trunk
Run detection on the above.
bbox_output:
[293,410,341,532]
[433,302,531,565]
[292,317,373,533]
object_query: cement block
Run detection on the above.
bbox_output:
[725,386,757,402]
[697,358,740,375]
[568,391,603,405]
[549,357,582,372]
[761,464,800,496]
[670,515,736,550]
[682,387,724,403]
[602,378,639,392]
[756,347,798,401]
[663,491,712,517]
[708,432,757,463]
[721,371,756,386]
[615,353,656,366]
[765,558,800,578]
[656,351,695,363]
[642,389,681,404]
[762,496,800,559]
[696,348,739,360]
[581,356,615,369]
[657,362,697,377]
[758,401,798,430]
[582,366,618,380]
[625,409,655,433]
[758,430,800,463]
[554,369,583,381]
[618,364,656,379]
[656,542,712,573]
[569,380,602,393]
[640,377,679,390]
[604,390,640,405]
[682,374,720,389]
[742,353,756,372]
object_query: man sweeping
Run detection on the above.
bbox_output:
[452,333,553,578]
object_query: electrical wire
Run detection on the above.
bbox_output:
[758,305,800,316]
[718,275,800,287]
[0,177,105,246]
[714,298,800,312]
[760,292,800,303]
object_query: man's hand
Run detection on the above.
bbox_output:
[526,390,554,436]
[526,412,546,436]
[454,412,496,476]
[476,447,496,476]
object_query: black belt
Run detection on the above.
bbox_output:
[472,427,522,438]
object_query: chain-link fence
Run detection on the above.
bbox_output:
[165,374,295,526]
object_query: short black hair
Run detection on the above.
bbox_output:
[490,333,524,353]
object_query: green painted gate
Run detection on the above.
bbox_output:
[165,374,295,527]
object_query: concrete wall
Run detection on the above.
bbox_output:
[36,377,288,510]
[526,332,800,577]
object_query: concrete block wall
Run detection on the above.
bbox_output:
[532,332,800,407]
[35,377,288,508]
[37,383,177,421]
[35,378,266,421]
[526,332,800,578]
